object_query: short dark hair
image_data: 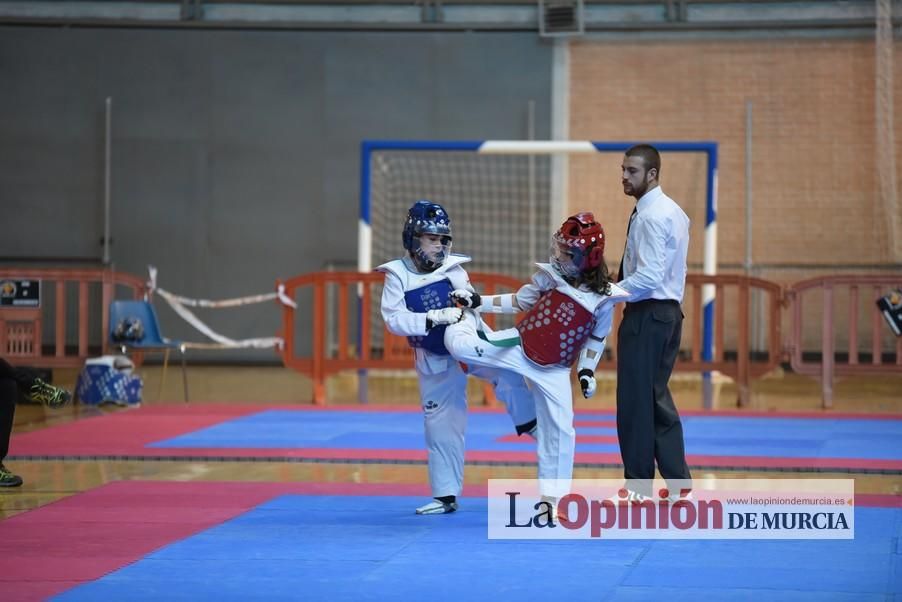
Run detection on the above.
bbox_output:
[625,144,661,176]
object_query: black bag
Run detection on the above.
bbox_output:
[112,317,145,343]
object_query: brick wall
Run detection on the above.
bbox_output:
[568,37,900,277]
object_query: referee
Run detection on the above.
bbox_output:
[615,144,692,502]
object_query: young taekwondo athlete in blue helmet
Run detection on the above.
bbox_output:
[376,200,538,515]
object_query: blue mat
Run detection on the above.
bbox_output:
[53,495,902,601]
[149,410,521,451]
[149,410,902,461]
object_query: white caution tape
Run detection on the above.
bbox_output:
[147,265,296,350]
[147,265,297,309]
[155,288,284,349]
[276,283,297,309]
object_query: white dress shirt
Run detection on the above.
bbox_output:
[618,186,690,303]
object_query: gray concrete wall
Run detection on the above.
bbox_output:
[0,26,552,360]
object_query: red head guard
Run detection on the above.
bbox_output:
[550,212,605,277]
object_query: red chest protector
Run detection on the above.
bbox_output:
[516,289,594,367]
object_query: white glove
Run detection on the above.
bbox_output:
[426,307,463,328]
[451,289,481,309]
[578,369,596,399]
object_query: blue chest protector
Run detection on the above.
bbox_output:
[404,279,453,355]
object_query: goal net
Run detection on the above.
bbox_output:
[364,142,564,280]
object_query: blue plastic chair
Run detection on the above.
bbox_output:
[108,300,188,401]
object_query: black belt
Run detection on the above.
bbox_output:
[624,298,681,313]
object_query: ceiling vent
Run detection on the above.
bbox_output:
[538,0,584,37]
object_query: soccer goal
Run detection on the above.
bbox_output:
[359,139,719,363]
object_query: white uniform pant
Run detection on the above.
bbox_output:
[444,312,575,498]
[417,361,468,498]
[417,350,538,499]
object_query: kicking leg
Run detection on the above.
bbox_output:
[445,312,537,435]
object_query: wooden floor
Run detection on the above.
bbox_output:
[2,366,901,520]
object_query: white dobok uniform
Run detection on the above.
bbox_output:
[377,254,536,499]
[444,263,629,498]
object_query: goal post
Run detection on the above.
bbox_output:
[359,139,718,364]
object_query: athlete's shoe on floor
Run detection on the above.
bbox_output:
[540,495,569,523]
[28,378,72,409]
[664,489,693,503]
[415,499,459,515]
[0,463,23,487]
[607,488,653,505]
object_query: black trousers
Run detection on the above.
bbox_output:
[0,358,37,462]
[615,299,691,494]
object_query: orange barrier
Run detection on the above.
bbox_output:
[278,271,785,406]
[787,275,902,408]
[277,271,524,404]
[0,268,147,368]
[665,274,784,406]
[10,267,878,409]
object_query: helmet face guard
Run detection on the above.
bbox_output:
[550,212,605,278]
[412,234,451,271]
[403,200,452,271]
[550,237,585,279]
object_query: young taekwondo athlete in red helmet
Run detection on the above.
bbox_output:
[446,212,630,512]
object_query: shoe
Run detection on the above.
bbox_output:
[664,489,693,503]
[608,488,653,505]
[415,499,459,515]
[540,495,569,523]
[0,463,23,487]
[515,419,538,439]
[27,378,72,409]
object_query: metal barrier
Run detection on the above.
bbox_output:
[787,275,902,408]
[0,268,147,368]
[278,271,785,405]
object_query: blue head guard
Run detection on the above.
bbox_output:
[402,200,452,271]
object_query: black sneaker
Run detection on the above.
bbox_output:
[28,378,72,409]
[0,463,23,487]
